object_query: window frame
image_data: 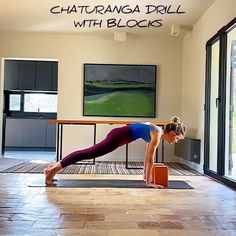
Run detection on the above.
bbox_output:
[4,90,57,119]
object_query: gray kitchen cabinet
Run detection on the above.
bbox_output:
[4,60,58,91]
[5,119,24,146]
[51,62,58,91]
[46,122,56,147]
[22,119,46,147]
[36,61,52,91]
[5,118,56,148]
[19,61,36,90]
[4,60,20,90]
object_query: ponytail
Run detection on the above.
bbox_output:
[164,116,186,136]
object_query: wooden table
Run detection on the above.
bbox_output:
[48,119,168,169]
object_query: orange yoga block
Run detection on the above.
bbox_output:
[152,164,169,187]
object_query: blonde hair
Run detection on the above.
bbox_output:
[164,116,186,136]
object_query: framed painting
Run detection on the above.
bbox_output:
[83,63,157,117]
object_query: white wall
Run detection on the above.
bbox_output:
[0,32,183,161]
[182,0,236,171]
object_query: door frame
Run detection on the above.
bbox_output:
[204,17,236,188]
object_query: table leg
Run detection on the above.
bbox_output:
[59,123,63,161]
[125,144,128,169]
[161,139,165,163]
[93,123,96,164]
[125,144,143,170]
[56,123,60,162]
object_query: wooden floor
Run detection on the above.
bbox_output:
[0,173,235,236]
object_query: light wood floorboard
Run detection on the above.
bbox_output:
[0,173,235,235]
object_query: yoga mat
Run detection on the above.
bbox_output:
[29,179,193,189]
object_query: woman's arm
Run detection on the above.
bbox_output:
[144,130,162,187]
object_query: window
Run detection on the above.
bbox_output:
[24,93,57,113]
[5,91,57,118]
[9,94,21,111]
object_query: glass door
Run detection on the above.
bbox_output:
[205,18,236,188]
[208,40,220,173]
[225,28,236,180]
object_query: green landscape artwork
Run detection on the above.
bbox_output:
[83,64,156,117]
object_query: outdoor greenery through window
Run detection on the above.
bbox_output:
[24,94,57,113]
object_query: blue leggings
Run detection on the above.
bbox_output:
[60,125,133,168]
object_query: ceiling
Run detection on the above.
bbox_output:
[0,0,216,37]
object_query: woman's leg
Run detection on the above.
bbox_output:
[60,125,132,167]
[44,125,132,184]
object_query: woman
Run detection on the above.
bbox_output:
[44,116,185,187]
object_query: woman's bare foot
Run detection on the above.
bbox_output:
[44,164,56,184]
[44,162,62,185]
[146,182,164,188]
